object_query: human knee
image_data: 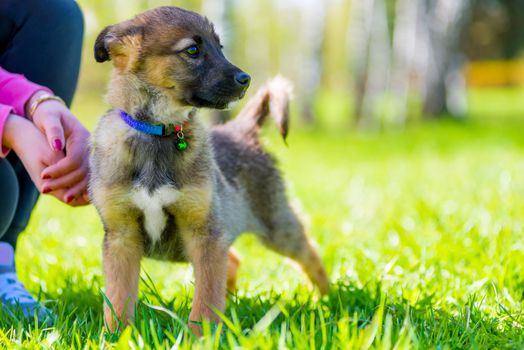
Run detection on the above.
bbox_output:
[31,0,84,40]
[0,160,19,238]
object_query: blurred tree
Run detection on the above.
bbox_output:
[349,0,391,128]
[505,0,524,58]
[420,0,471,118]
[389,0,421,125]
[349,0,473,127]
[464,0,507,60]
[298,0,327,124]
[465,0,524,61]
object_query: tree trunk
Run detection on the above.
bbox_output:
[298,0,327,124]
[390,0,420,125]
[421,0,472,118]
[349,0,391,129]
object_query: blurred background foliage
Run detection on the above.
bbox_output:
[74,0,524,130]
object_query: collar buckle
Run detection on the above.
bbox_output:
[162,123,176,136]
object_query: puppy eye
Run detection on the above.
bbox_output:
[185,45,199,57]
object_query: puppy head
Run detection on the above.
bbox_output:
[95,6,250,109]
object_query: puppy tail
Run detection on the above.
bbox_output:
[233,75,293,142]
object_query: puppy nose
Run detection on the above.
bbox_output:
[235,72,251,86]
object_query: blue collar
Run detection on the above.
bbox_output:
[119,109,182,137]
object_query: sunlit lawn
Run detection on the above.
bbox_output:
[1,88,523,348]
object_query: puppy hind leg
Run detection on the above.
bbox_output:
[294,239,330,295]
[259,211,329,295]
[227,247,241,293]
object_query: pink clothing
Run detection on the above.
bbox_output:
[0,67,51,157]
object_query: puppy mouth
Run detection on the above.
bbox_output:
[186,91,246,110]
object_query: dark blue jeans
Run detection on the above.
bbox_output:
[0,0,83,248]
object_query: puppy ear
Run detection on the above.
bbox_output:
[93,23,143,72]
[94,25,113,63]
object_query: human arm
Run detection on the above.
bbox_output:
[0,66,89,205]
[0,67,52,158]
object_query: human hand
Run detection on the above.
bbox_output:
[3,114,64,194]
[28,91,91,205]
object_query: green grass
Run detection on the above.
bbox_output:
[1,88,524,349]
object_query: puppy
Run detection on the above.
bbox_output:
[89,6,329,334]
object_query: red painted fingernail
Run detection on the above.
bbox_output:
[42,174,51,180]
[65,195,73,203]
[42,187,51,194]
[53,139,62,151]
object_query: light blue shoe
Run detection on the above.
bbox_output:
[0,242,54,324]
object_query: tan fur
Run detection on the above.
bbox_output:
[298,241,330,295]
[104,28,143,72]
[183,235,228,336]
[171,184,213,229]
[103,232,143,330]
[91,186,138,231]
[142,56,179,89]
[226,248,241,292]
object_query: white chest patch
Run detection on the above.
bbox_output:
[131,185,180,244]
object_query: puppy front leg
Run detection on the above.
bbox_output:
[103,234,143,332]
[185,235,228,336]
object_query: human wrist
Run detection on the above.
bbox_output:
[3,113,28,150]
[25,90,65,120]
[25,90,49,117]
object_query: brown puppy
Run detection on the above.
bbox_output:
[89,6,329,335]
